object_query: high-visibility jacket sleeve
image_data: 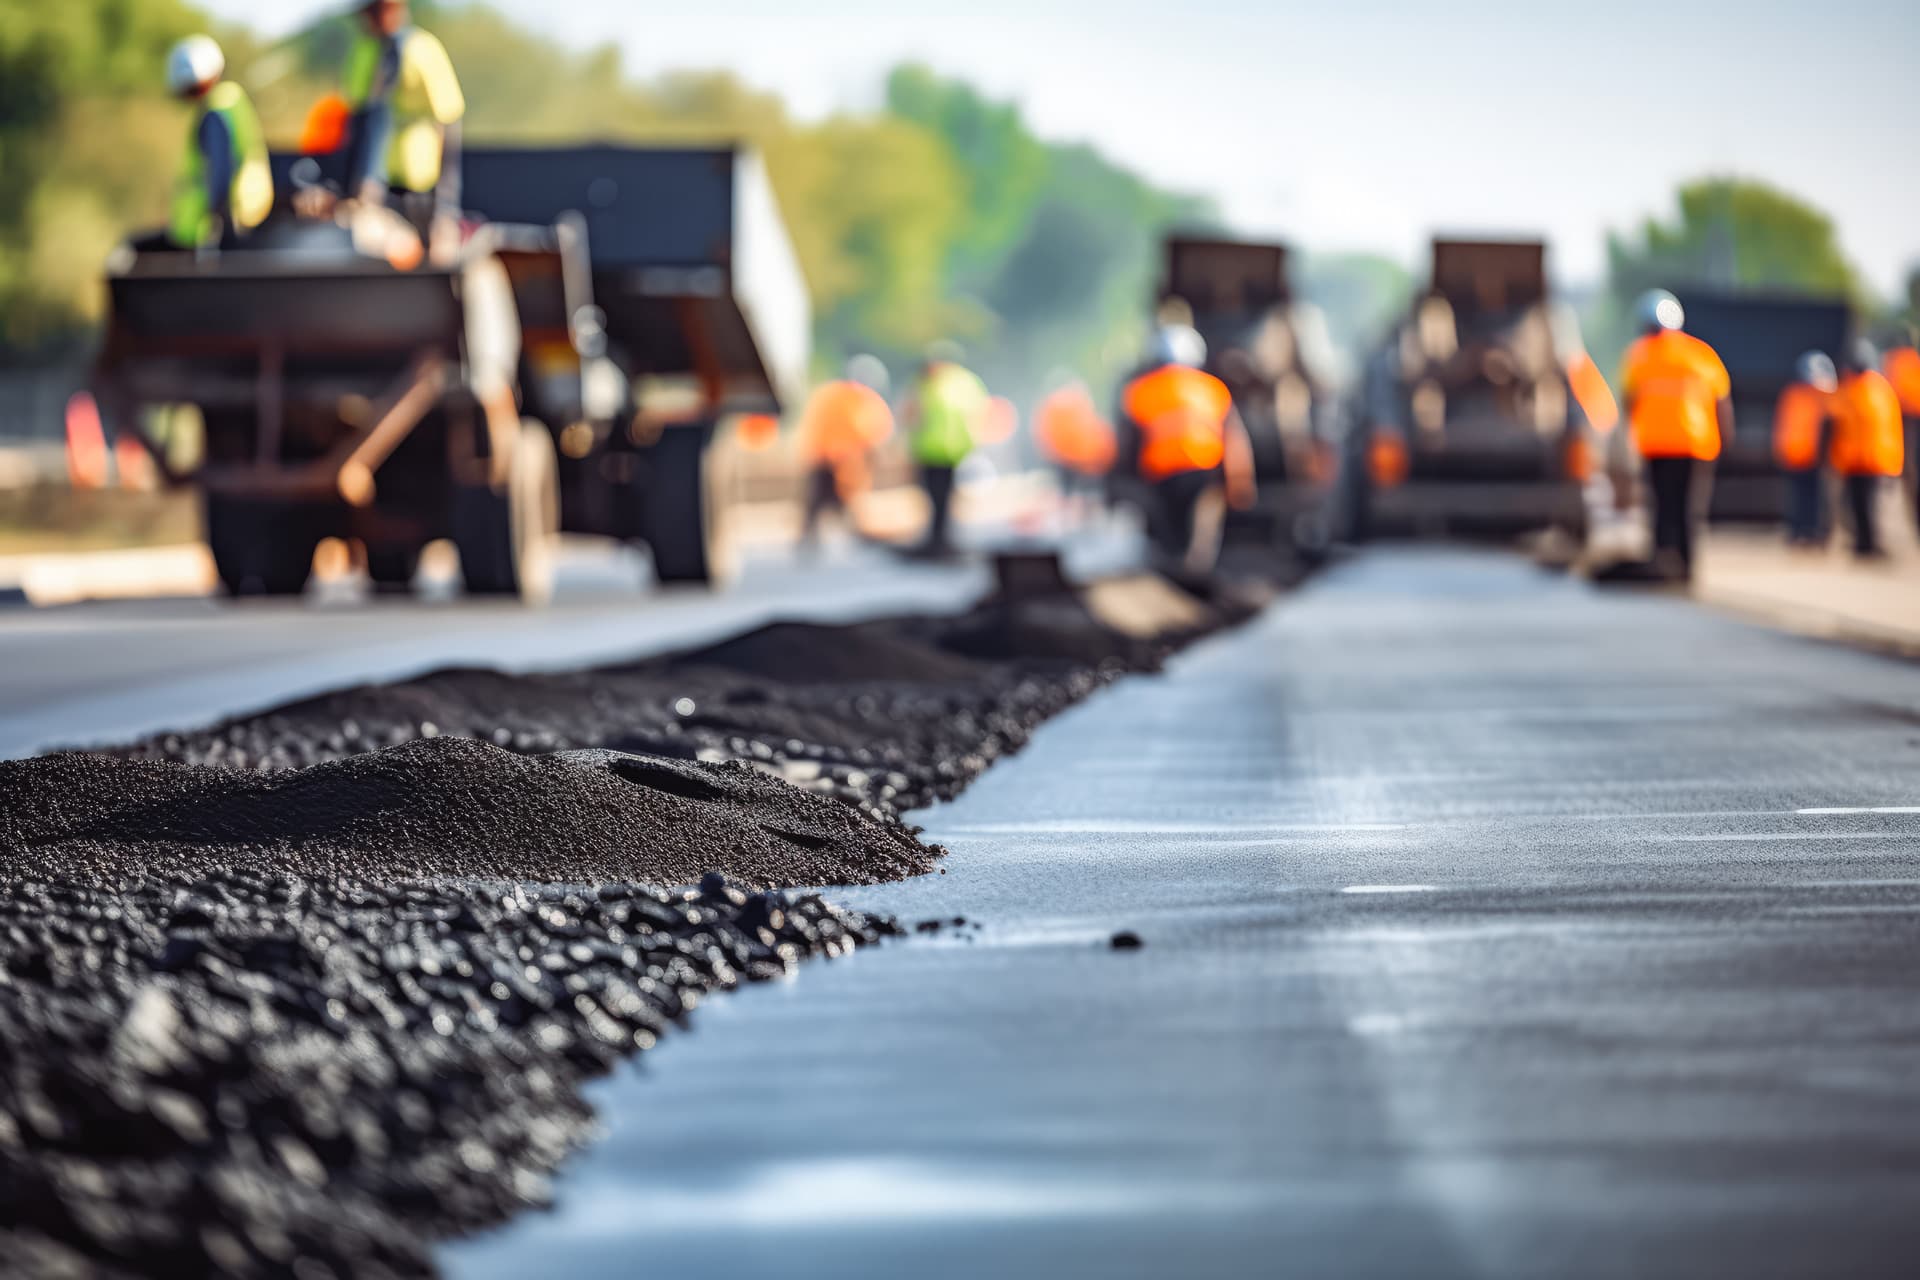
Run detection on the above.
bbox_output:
[1697,342,1731,400]
[406,30,465,125]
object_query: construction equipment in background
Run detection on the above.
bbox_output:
[1146,237,1335,550]
[1669,289,1851,524]
[459,146,808,584]
[94,144,807,602]
[1339,238,1587,542]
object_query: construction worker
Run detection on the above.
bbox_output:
[904,345,988,554]
[165,36,272,250]
[1034,378,1117,519]
[1119,324,1256,575]
[1773,351,1836,547]
[796,355,894,546]
[1617,289,1733,581]
[1884,329,1920,532]
[339,0,466,261]
[1830,339,1905,559]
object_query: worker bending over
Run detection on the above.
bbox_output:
[165,36,272,250]
[796,356,894,546]
[1830,339,1905,559]
[1119,324,1256,576]
[1617,290,1732,581]
[1773,351,1836,548]
[340,0,466,261]
[904,346,988,554]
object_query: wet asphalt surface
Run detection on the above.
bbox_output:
[0,540,1001,759]
[0,524,1219,1276]
[447,548,1920,1280]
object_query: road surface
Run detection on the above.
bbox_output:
[446,548,1920,1279]
[0,539,1005,758]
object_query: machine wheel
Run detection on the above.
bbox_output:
[639,424,733,586]
[453,420,559,604]
[205,495,317,598]
[365,544,422,593]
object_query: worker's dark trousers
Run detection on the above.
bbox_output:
[1908,417,1920,532]
[1783,467,1825,545]
[919,465,957,549]
[1148,467,1223,566]
[1645,456,1708,578]
[1843,474,1885,556]
[799,463,840,544]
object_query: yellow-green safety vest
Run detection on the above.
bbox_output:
[343,27,466,193]
[170,80,272,247]
[911,364,988,467]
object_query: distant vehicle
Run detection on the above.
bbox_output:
[1669,288,1851,524]
[1339,238,1588,541]
[1146,236,1337,549]
[93,144,807,602]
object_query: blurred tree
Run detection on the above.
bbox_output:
[1607,177,1865,302]
[884,64,1047,293]
[1593,176,1871,366]
[0,0,204,347]
[1584,176,1874,371]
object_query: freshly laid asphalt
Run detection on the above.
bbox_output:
[445,547,1920,1279]
[0,540,994,758]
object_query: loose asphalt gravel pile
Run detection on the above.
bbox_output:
[0,569,1281,1277]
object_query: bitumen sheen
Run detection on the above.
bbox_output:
[446,547,1920,1280]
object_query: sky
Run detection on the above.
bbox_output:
[206,0,1920,296]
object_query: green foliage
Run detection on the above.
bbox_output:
[1592,176,1872,368]
[0,0,204,346]
[884,64,1048,290]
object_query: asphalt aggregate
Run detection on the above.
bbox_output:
[0,567,1270,1277]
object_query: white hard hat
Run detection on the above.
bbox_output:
[1634,288,1685,334]
[844,353,890,397]
[166,35,225,97]
[1150,324,1207,369]
[1794,350,1837,393]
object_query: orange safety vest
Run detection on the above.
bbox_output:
[1618,330,1731,461]
[797,380,893,465]
[1886,346,1920,417]
[1771,382,1829,471]
[1829,369,1905,478]
[1035,385,1117,476]
[1122,363,1233,481]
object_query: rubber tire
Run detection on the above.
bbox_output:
[365,544,421,594]
[639,425,733,587]
[205,495,317,598]
[452,420,560,605]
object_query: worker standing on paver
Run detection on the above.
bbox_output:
[1120,324,1256,575]
[1830,339,1905,560]
[1774,351,1837,548]
[339,0,466,263]
[796,355,894,547]
[903,345,988,554]
[1884,329,1920,532]
[165,36,273,250]
[1034,378,1117,525]
[1617,290,1733,581]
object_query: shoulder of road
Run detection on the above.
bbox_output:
[1694,529,1920,661]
